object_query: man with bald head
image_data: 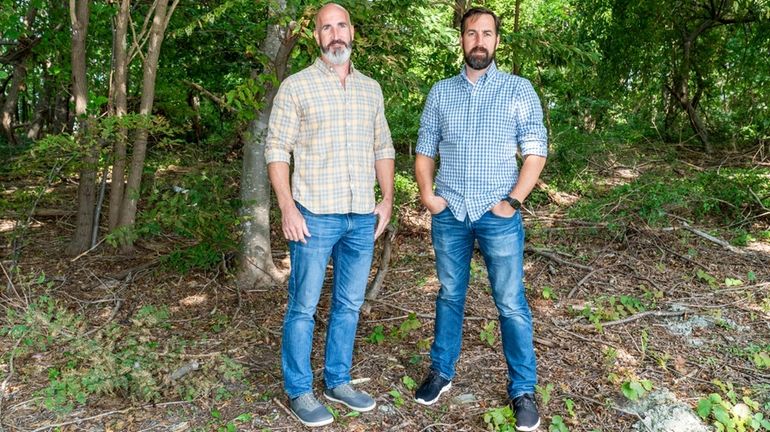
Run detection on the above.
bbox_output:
[265,2,395,428]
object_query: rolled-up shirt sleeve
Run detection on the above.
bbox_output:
[373,84,395,160]
[515,79,548,157]
[265,81,299,164]
[416,86,441,159]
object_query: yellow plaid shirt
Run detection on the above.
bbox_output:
[265,58,395,215]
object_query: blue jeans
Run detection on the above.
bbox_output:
[430,208,537,398]
[282,205,376,399]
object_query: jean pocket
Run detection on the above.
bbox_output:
[431,206,451,217]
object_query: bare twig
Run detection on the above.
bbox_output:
[576,310,687,331]
[680,222,745,255]
[70,237,106,262]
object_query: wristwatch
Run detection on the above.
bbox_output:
[501,196,521,210]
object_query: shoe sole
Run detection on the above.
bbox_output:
[516,419,541,431]
[290,409,334,428]
[323,393,376,412]
[414,382,452,406]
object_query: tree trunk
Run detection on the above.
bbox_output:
[237,1,298,289]
[0,6,37,146]
[108,0,130,231]
[116,0,178,251]
[1,61,28,145]
[26,66,51,140]
[66,0,97,256]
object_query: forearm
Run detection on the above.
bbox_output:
[375,158,395,204]
[267,162,295,211]
[509,155,546,203]
[415,154,436,201]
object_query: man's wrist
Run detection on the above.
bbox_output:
[501,196,522,210]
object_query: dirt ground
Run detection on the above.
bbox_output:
[1,182,769,431]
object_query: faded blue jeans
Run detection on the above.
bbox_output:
[282,204,376,399]
[430,208,537,398]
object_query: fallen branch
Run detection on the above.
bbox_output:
[576,310,687,331]
[680,222,745,255]
[526,246,593,271]
[362,224,397,315]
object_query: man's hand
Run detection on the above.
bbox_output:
[373,199,392,239]
[281,204,310,244]
[490,200,516,218]
[421,194,448,215]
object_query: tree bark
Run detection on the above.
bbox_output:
[108,0,130,231]
[1,61,28,145]
[116,0,179,250]
[0,7,37,146]
[66,0,97,256]
[237,1,298,289]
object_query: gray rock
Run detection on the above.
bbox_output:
[452,393,478,405]
[625,389,712,432]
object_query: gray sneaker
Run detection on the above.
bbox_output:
[289,393,333,427]
[323,383,376,412]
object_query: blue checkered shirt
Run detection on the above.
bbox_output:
[416,62,548,222]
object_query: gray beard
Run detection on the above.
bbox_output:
[323,45,352,66]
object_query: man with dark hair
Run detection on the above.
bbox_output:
[413,7,547,431]
[265,2,395,428]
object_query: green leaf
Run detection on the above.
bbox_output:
[724,278,743,287]
[234,413,253,422]
[696,398,713,418]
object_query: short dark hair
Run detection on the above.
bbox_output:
[460,7,500,35]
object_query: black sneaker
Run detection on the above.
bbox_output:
[512,393,540,431]
[414,369,452,405]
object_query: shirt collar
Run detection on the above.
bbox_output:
[314,57,356,79]
[459,61,498,87]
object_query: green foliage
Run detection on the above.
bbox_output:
[388,389,405,408]
[570,167,770,228]
[575,295,649,330]
[549,415,570,432]
[402,375,417,391]
[391,312,421,339]
[483,405,516,432]
[480,321,498,347]
[111,168,242,273]
[621,379,653,401]
[536,383,554,407]
[697,389,770,432]
[542,286,556,300]
[367,325,385,344]
[3,295,243,413]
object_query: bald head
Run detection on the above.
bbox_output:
[314,3,351,29]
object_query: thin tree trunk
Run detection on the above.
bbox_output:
[237,1,298,289]
[26,66,51,140]
[109,0,130,231]
[66,0,97,256]
[116,0,178,251]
